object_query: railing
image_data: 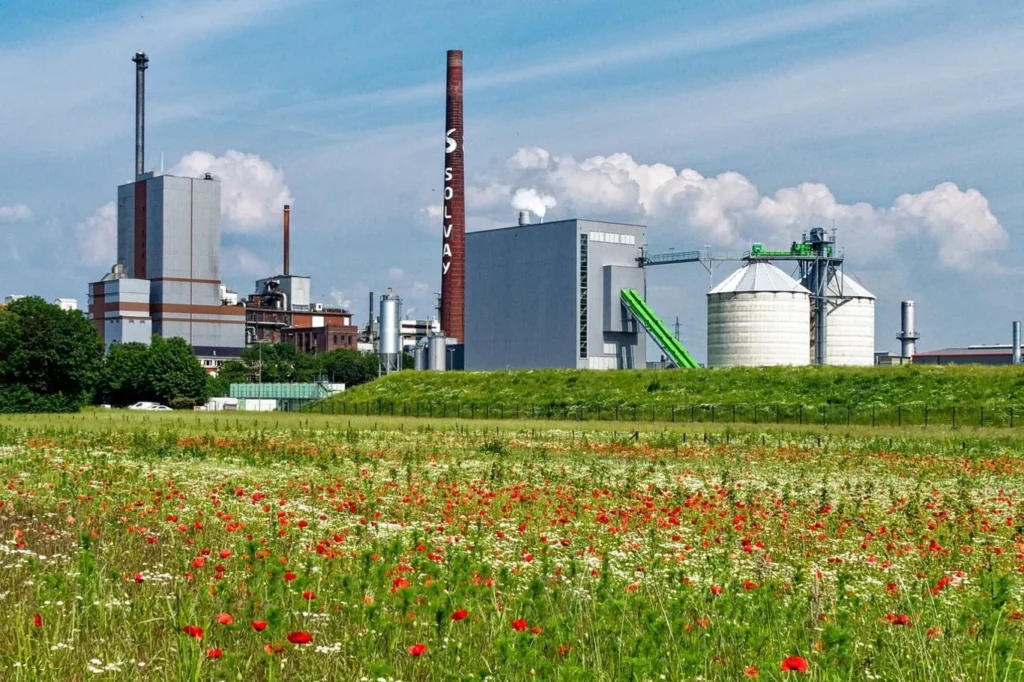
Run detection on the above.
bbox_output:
[304,401,1024,428]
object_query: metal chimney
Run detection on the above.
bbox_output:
[896,300,920,358]
[440,49,465,342]
[518,210,530,226]
[1013,321,1021,365]
[368,291,374,337]
[132,52,149,179]
[282,205,291,276]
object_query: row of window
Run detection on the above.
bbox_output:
[588,231,636,245]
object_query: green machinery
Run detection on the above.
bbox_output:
[620,289,700,369]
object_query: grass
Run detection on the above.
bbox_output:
[316,365,1024,428]
[1,412,1024,679]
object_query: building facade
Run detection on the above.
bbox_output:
[465,219,646,370]
[281,324,359,354]
[913,346,1015,365]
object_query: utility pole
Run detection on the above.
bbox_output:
[673,316,681,342]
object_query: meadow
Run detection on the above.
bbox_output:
[1,411,1023,680]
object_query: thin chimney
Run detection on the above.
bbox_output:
[441,49,465,342]
[283,205,291,276]
[132,52,149,179]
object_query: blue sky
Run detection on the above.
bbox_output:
[0,0,1021,362]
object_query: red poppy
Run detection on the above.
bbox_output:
[780,656,809,672]
[302,590,316,600]
[219,549,231,559]
[531,626,543,635]
[287,631,313,644]
[216,613,233,626]
[710,585,723,595]
[408,643,427,656]
[206,648,223,659]
[264,643,285,655]
[743,580,759,591]
[251,620,268,632]
[745,666,759,678]
[451,609,469,621]
[133,572,144,583]
[558,644,572,656]
[32,614,42,628]
[284,572,297,582]
[182,625,204,640]
[511,618,528,632]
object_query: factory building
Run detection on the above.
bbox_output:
[87,51,244,366]
[913,346,1016,365]
[707,262,810,367]
[465,218,646,370]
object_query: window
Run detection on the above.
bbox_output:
[579,233,588,359]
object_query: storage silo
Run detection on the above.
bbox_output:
[822,273,875,366]
[428,334,448,371]
[378,289,401,375]
[707,262,810,367]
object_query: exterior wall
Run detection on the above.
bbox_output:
[282,325,359,354]
[88,278,152,349]
[465,219,646,370]
[582,222,645,370]
[707,291,810,367]
[116,183,136,275]
[826,297,875,366]
[913,352,1012,366]
[465,221,578,370]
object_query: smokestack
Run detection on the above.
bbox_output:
[518,210,530,226]
[1013,321,1021,365]
[282,205,291,276]
[368,291,374,336]
[440,49,465,343]
[132,52,149,179]
[896,300,919,358]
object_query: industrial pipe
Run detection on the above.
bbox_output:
[283,205,291,276]
[132,52,149,179]
[1014,321,1021,365]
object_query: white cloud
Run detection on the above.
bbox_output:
[387,267,406,282]
[0,204,33,222]
[171,150,293,233]
[459,147,1009,272]
[74,202,116,267]
[222,246,270,276]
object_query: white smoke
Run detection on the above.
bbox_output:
[511,188,557,219]
[467,147,1007,272]
[170,150,294,233]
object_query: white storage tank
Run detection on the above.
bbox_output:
[428,334,448,371]
[707,262,810,367]
[822,272,875,366]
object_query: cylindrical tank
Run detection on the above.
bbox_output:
[414,341,429,371]
[898,300,918,358]
[707,262,810,367]
[428,334,448,371]
[823,272,875,366]
[378,289,401,356]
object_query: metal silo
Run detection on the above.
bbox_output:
[822,273,875,366]
[428,334,448,371]
[707,262,810,367]
[378,289,401,375]
[414,340,429,371]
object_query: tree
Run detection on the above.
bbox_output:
[146,336,208,408]
[96,342,152,406]
[0,297,103,412]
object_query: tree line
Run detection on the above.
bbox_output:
[0,297,400,413]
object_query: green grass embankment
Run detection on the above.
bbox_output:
[317,366,1024,427]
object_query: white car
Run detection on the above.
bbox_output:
[127,402,172,411]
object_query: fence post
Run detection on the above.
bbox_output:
[485,405,489,419]
[846,405,850,426]
[711,405,716,423]
[776,405,780,424]
[615,406,619,421]
[672,406,676,423]
[391,402,394,416]
[754,405,758,424]
[732,405,736,423]
[821,406,826,426]
[471,405,475,419]
[597,405,601,421]
[981,407,985,428]
[871,406,875,427]
[652,405,656,422]
[799,405,803,425]
[633,405,637,421]
[898,405,901,427]
[952,406,956,428]
[579,405,583,421]
[691,405,695,423]
[924,406,928,426]
[1011,408,1015,428]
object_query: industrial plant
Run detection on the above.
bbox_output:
[63,48,1021,385]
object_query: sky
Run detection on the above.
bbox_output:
[0,0,1021,363]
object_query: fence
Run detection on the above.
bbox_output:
[305,401,1024,429]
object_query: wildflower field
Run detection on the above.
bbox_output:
[1,414,1024,680]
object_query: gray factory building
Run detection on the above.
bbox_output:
[465,219,646,370]
[90,171,244,355]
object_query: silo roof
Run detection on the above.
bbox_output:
[709,262,809,295]
[828,272,875,299]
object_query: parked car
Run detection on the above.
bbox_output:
[127,402,171,411]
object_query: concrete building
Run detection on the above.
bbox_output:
[88,265,152,348]
[465,219,646,370]
[400,319,441,351]
[281,324,359,354]
[244,275,357,348]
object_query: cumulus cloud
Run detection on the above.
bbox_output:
[460,147,1008,272]
[0,203,32,222]
[75,202,116,267]
[170,150,293,233]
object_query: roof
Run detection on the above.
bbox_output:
[709,262,809,295]
[914,347,1012,357]
[827,272,875,299]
